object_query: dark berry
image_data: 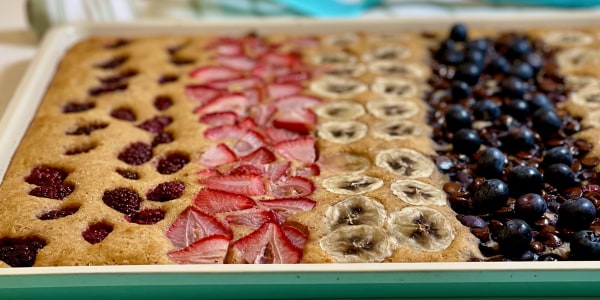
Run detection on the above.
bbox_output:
[528,93,553,111]
[137,116,173,133]
[146,181,185,202]
[126,209,166,225]
[82,222,113,244]
[29,182,75,200]
[472,179,510,211]
[497,219,533,257]
[542,146,573,167]
[449,23,468,42]
[441,49,464,65]
[0,236,46,267]
[63,101,95,113]
[570,230,600,260]
[514,193,547,221]
[151,132,175,147]
[467,38,489,52]
[158,74,178,84]
[503,99,530,122]
[502,127,535,153]
[487,56,510,74]
[544,163,576,190]
[38,206,79,220]
[89,82,128,96]
[66,122,109,135]
[104,39,129,49]
[102,187,143,214]
[98,69,137,85]
[118,142,153,165]
[451,80,471,100]
[558,197,596,230]
[438,39,455,52]
[500,76,527,99]
[472,99,501,121]
[25,166,69,186]
[94,56,128,69]
[154,95,173,111]
[532,108,561,138]
[444,105,472,132]
[454,62,481,85]
[465,48,485,67]
[476,147,506,179]
[506,38,532,59]
[508,62,535,80]
[156,152,189,174]
[525,52,543,72]
[507,165,543,197]
[457,215,487,228]
[110,107,136,121]
[452,129,481,156]
[116,169,140,180]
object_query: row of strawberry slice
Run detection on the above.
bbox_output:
[167,34,321,264]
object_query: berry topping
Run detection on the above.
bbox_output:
[158,74,179,84]
[570,230,600,260]
[82,222,113,244]
[66,122,108,135]
[154,95,174,111]
[198,174,266,196]
[451,80,471,100]
[281,225,309,250]
[542,146,573,167]
[259,198,316,221]
[102,187,143,214]
[126,208,166,225]
[116,169,139,180]
[274,137,316,163]
[118,142,153,165]
[452,128,481,156]
[189,66,242,82]
[185,84,222,104]
[167,207,232,249]
[29,182,75,200]
[231,222,302,264]
[266,83,302,100]
[63,101,95,113]
[274,95,321,112]
[558,197,596,230]
[94,56,128,69]
[194,94,249,117]
[25,166,69,186]
[156,152,189,174]
[497,219,532,257]
[503,99,530,121]
[88,83,128,96]
[514,193,547,222]
[472,99,501,122]
[168,234,230,264]
[146,181,185,202]
[444,105,472,132]
[225,208,277,227]
[98,69,138,85]
[0,236,46,267]
[274,71,310,84]
[104,38,129,49]
[203,124,247,141]
[543,163,576,190]
[193,188,256,214]
[501,127,535,153]
[206,76,264,91]
[507,165,543,197]
[37,206,79,220]
[264,126,302,144]
[272,108,317,135]
[110,107,136,121]
[200,143,237,168]
[216,55,257,71]
[240,147,276,165]
[151,131,175,147]
[233,130,266,157]
[137,116,173,133]
[199,111,238,126]
[449,23,468,42]
[270,176,315,198]
[64,143,97,155]
[472,179,510,212]
[532,108,561,139]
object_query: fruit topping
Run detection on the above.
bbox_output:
[25,166,69,186]
[156,152,189,174]
[570,230,600,260]
[274,137,316,163]
[200,143,237,168]
[270,176,315,198]
[240,147,276,165]
[317,121,368,144]
[314,101,364,120]
[325,195,386,231]
[167,207,232,249]
[199,111,238,126]
[557,197,596,230]
[319,225,392,263]
[189,66,242,82]
[0,236,46,267]
[88,82,128,96]
[233,130,266,156]
[375,148,435,178]
[102,187,143,214]
[391,179,447,206]
[281,225,308,250]
[118,142,153,165]
[217,55,256,71]
[272,108,317,135]
[126,208,166,225]
[322,175,383,195]
[66,122,108,135]
[194,94,249,117]
[37,206,79,220]
[82,222,113,244]
[154,95,174,111]
[137,116,172,133]
[386,206,455,252]
[198,174,265,196]
[146,181,185,202]
[259,198,316,221]
[63,101,95,113]
[110,107,136,121]
[116,169,139,180]
[29,182,75,200]
[64,143,97,155]
[151,131,175,147]
[185,84,223,104]
[193,188,257,214]
[318,152,371,174]
[496,219,532,258]
[231,222,302,264]
[168,234,230,264]
[225,208,276,227]
[94,56,128,70]
[266,83,302,100]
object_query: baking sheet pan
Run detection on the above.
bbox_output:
[3,13,600,298]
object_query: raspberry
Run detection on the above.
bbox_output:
[158,74,178,84]
[117,142,153,165]
[82,222,113,244]
[0,236,46,267]
[38,206,79,220]
[88,82,128,96]
[137,116,172,133]
[104,39,129,49]
[25,166,69,186]
[65,143,96,155]
[29,182,75,200]
[66,122,108,135]
[170,56,195,66]
[151,132,174,147]
[146,181,185,202]
[99,69,138,85]
[102,187,143,214]
[94,56,128,69]
[154,95,173,111]
[156,152,189,174]
[110,107,136,121]
[116,169,140,180]
[63,101,95,113]
[126,208,166,224]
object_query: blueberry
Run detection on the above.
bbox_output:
[457,215,487,228]
[558,197,596,230]
[465,48,485,68]
[497,219,533,257]
[451,80,471,100]
[445,105,472,132]
[507,165,543,196]
[525,52,543,72]
[532,108,561,138]
[503,99,530,121]
[502,127,535,153]
[472,99,501,121]
[467,38,489,52]
[500,76,527,99]
[441,49,465,65]
[438,39,455,52]
[476,147,506,178]
[544,163,576,190]
[514,193,547,221]
[452,129,481,156]
[487,56,510,74]
[509,62,535,80]
[472,179,510,211]
[449,23,468,42]
[542,146,573,167]
[528,93,553,111]
[507,37,532,59]
[454,62,482,85]
[570,230,600,260]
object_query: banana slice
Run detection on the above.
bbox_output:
[322,174,384,195]
[366,99,420,120]
[318,121,368,144]
[386,206,455,252]
[565,75,600,91]
[310,77,368,99]
[318,152,371,174]
[326,195,387,231]
[313,52,357,66]
[371,77,419,99]
[368,61,427,80]
[570,86,600,108]
[372,120,425,140]
[315,101,366,120]
[542,31,595,47]
[556,48,600,70]
[391,179,447,206]
[319,225,393,263]
[323,63,366,78]
[362,45,411,62]
[375,148,434,178]
[323,33,360,48]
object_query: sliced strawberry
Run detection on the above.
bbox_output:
[274,95,321,112]
[231,222,302,264]
[264,126,302,144]
[241,86,266,106]
[294,163,321,177]
[199,111,238,126]
[225,208,276,228]
[274,137,316,163]
[166,207,232,249]
[272,109,317,135]
[211,42,244,56]
[227,164,263,177]
[197,168,221,180]
[203,124,247,141]
[199,143,237,168]
[270,176,315,198]
[282,225,308,250]
[233,129,266,157]
[193,188,256,215]
[259,52,301,68]
[287,36,319,49]
[206,76,263,92]
[194,94,248,117]
[249,103,277,126]
[189,66,242,82]
[274,71,310,84]
[185,84,222,104]
[259,197,316,219]
[245,37,278,57]
[217,55,257,71]
[199,174,266,196]
[240,147,276,165]
[267,83,302,100]
[238,118,258,131]
[267,161,291,182]
[251,64,292,81]
[168,234,230,264]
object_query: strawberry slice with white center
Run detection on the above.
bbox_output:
[274,137,316,163]
[189,66,242,83]
[240,147,276,165]
[225,207,277,228]
[249,104,277,126]
[199,111,238,126]
[185,84,222,104]
[211,42,244,56]
[199,174,266,196]
[264,126,302,144]
[199,143,237,168]
[206,76,263,92]
[166,207,232,249]
[294,163,321,177]
[259,52,301,68]
[270,176,315,198]
[251,64,292,81]
[266,161,291,182]
[193,188,256,215]
[259,197,316,221]
[194,94,249,117]
[282,225,309,249]
[203,124,247,141]
[231,222,302,264]
[274,95,321,112]
[197,168,221,180]
[233,129,266,157]
[272,108,317,135]
[227,164,263,177]
[168,234,230,264]
[217,55,257,71]
[274,71,311,84]
[267,83,302,100]
[287,36,319,49]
